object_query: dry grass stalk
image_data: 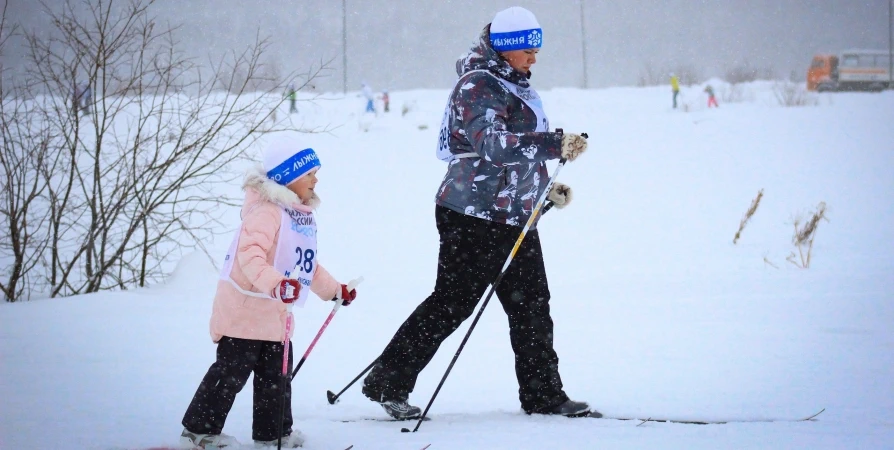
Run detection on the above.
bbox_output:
[787,202,828,268]
[733,189,764,244]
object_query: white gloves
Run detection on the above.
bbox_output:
[547,183,573,209]
[561,134,588,161]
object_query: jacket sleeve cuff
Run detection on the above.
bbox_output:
[310,264,340,300]
[546,131,564,159]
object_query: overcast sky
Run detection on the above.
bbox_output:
[4,0,892,92]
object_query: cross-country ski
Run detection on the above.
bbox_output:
[593,408,827,425]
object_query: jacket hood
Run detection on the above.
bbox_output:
[455,24,530,87]
[242,165,320,212]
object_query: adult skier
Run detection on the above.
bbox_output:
[286,83,298,114]
[361,6,594,420]
[670,72,680,109]
[361,82,375,113]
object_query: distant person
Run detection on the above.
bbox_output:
[361,6,594,421]
[180,139,360,449]
[286,83,297,114]
[361,82,375,113]
[381,89,390,113]
[80,82,92,116]
[704,84,718,108]
[670,73,680,109]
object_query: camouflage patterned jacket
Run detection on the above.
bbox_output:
[434,25,563,227]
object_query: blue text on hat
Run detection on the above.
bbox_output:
[491,28,542,52]
[266,148,321,186]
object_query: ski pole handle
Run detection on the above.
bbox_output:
[347,277,364,290]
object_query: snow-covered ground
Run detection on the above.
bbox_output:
[2,81,893,449]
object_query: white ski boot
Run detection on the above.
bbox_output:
[180,428,240,449]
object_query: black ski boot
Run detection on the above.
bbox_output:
[376,399,422,420]
[531,399,597,418]
[362,366,422,420]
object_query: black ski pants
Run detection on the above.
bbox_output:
[363,205,568,413]
[182,336,293,441]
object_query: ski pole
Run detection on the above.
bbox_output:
[327,358,377,404]
[277,277,362,450]
[324,202,551,407]
[290,277,364,381]
[325,204,561,407]
[404,130,582,433]
[277,300,296,450]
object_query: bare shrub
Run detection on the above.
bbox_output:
[725,61,776,84]
[786,202,828,269]
[671,64,701,86]
[637,61,701,87]
[725,65,759,84]
[733,189,764,244]
[637,61,665,87]
[401,100,417,117]
[1,0,330,301]
[773,81,818,107]
[719,83,756,103]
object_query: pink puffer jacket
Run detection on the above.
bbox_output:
[209,167,340,343]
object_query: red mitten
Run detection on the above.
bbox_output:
[333,284,357,306]
[272,279,301,304]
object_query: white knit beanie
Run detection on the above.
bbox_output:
[489,6,542,52]
[263,137,321,186]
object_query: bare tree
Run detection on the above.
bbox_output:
[724,60,776,84]
[725,64,759,84]
[0,2,58,301]
[670,63,701,86]
[1,0,329,301]
[638,61,701,87]
[637,61,665,87]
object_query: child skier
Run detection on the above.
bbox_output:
[180,138,359,449]
[704,84,718,108]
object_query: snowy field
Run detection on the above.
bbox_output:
[2,81,893,449]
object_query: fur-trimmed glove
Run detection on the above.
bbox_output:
[548,183,573,209]
[561,134,588,161]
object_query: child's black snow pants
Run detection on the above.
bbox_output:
[182,336,293,441]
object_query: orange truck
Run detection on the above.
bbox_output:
[807,50,892,92]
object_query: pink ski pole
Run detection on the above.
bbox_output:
[277,276,362,449]
[277,301,295,450]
